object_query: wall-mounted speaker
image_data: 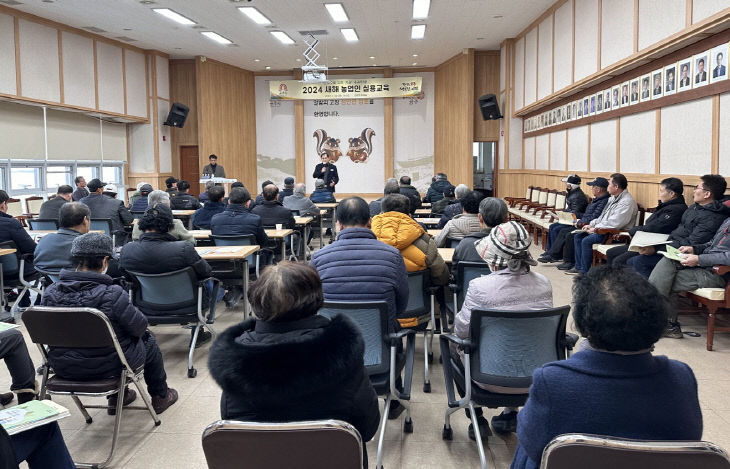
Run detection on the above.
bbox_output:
[163,102,189,128]
[478,94,502,120]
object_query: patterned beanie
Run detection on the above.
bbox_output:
[474,221,536,271]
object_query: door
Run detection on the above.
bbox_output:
[180,145,200,196]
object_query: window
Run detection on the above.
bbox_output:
[10,166,42,191]
[76,165,99,182]
[102,165,123,185]
[0,166,6,191]
[46,165,72,190]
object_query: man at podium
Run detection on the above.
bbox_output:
[202,154,226,178]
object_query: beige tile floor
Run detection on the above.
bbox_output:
[4,241,730,468]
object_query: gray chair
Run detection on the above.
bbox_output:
[210,234,264,278]
[202,419,363,469]
[125,267,220,378]
[444,261,491,332]
[27,218,59,230]
[90,218,115,246]
[319,301,415,469]
[23,306,161,469]
[0,241,41,316]
[400,270,436,393]
[540,434,730,469]
[440,305,571,469]
[445,237,461,248]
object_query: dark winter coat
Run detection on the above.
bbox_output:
[311,228,408,332]
[669,200,730,248]
[629,197,687,236]
[399,184,422,213]
[310,188,336,203]
[120,232,210,280]
[452,229,490,268]
[193,201,226,229]
[577,193,609,225]
[170,192,202,210]
[277,188,294,202]
[312,163,339,192]
[251,200,295,229]
[38,196,68,221]
[424,179,452,203]
[0,212,36,256]
[209,315,380,445]
[33,228,82,272]
[210,204,269,245]
[41,270,148,379]
[431,196,455,215]
[130,196,149,213]
[565,187,588,218]
[79,193,133,234]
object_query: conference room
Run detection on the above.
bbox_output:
[1,1,730,468]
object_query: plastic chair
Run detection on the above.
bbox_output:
[210,234,265,278]
[540,434,730,469]
[90,218,115,246]
[23,306,161,469]
[400,270,437,393]
[319,301,415,469]
[445,237,461,248]
[445,261,492,331]
[0,241,41,316]
[27,218,59,230]
[202,419,363,469]
[125,267,220,378]
[440,305,571,469]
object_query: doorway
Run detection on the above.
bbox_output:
[473,141,495,197]
[180,145,200,196]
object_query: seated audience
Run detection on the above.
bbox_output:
[310,178,336,203]
[278,177,295,202]
[604,177,687,267]
[38,185,72,221]
[511,266,702,469]
[43,233,178,414]
[434,191,485,247]
[438,183,470,228]
[649,215,730,338]
[283,183,320,217]
[398,175,422,213]
[79,178,133,245]
[570,173,638,274]
[251,184,296,228]
[198,180,215,203]
[431,184,456,214]
[209,262,380,465]
[2,421,75,469]
[0,190,37,306]
[132,190,194,243]
[554,178,611,270]
[424,173,452,203]
[369,178,400,216]
[210,187,268,245]
[71,176,89,201]
[164,177,178,195]
[170,180,202,210]
[130,184,154,212]
[193,186,226,229]
[128,181,150,207]
[34,202,90,272]
[0,328,37,405]
[537,174,590,263]
[627,174,728,278]
[121,205,214,346]
[452,197,508,267]
[102,184,120,199]
[453,222,552,440]
[253,180,273,206]
[222,181,245,204]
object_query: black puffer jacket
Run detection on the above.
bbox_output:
[41,270,147,379]
[669,200,730,248]
[209,314,380,445]
[424,179,452,203]
[399,184,422,213]
[565,187,588,217]
[251,200,295,228]
[629,197,687,236]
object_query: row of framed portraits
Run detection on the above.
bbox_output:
[524,42,729,133]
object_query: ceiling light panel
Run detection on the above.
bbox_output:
[152,8,196,25]
[201,31,232,44]
[411,24,426,39]
[270,31,295,45]
[340,28,358,42]
[412,0,430,19]
[238,7,272,25]
[324,3,349,23]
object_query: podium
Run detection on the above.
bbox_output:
[200,177,237,196]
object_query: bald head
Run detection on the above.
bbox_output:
[294,183,306,195]
[262,184,279,201]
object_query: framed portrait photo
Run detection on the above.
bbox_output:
[710,43,728,83]
[566,103,572,121]
[651,69,663,99]
[582,97,589,116]
[596,92,603,114]
[629,79,640,105]
[677,59,692,91]
[562,105,567,122]
[577,100,583,118]
[640,73,652,102]
[603,89,611,112]
[572,102,578,120]
[693,51,709,88]
[590,95,596,115]
[664,63,677,96]
[612,85,621,109]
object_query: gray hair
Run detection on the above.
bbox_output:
[205,180,215,190]
[294,183,306,195]
[147,190,170,207]
[384,178,399,195]
[454,183,470,199]
[479,198,508,228]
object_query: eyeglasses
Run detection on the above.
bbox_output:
[694,185,709,192]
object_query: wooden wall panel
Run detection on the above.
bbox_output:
[514,37,525,110]
[553,0,573,92]
[155,55,170,101]
[125,49,147,118]
[473,52,500,140]
[600,0,635,69]
[0,13,17,95]
[61,32,95,109]
[435,50,474,186]
[638,0,685,50]
[573,0,599,82]
[537,15,553,100]
[693,0,730,23]
[660,96,713,175]
[719,92,730,175]
[96,41,125,114]
[169,60,198,181]
[524,29,538,106]
[196,58,257,190]
[18,19,60,102]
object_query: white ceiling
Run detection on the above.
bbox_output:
[6,0,555,71]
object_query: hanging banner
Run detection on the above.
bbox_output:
[270,76,422,100]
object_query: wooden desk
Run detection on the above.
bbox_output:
[316,202,339,239]
[421,203,432,208]
[419,218,442,228]
[438,248,454,264]
[294,217,314,260]
[427,229,441,238]
[0,248,16,312]
[414,208,432,215]
[26,230,103,240]
[172,210,196,229]
[190,229,294,260]
[195,245,260,317]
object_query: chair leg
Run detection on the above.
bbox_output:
[71,395,93,424]
[468,402,488,469]
[707,307,717,351]
[423,333,430,393]
[375,396,391,469]
[129,374,161,426]
[188,326,200,378]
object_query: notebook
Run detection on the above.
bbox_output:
[627,232,672,252]
[0,400,70,435]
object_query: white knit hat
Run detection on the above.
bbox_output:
[474,221,536,271]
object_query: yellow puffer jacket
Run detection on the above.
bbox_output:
[371,211,427,272]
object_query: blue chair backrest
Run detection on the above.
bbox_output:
[319,301,389,376]
[211,234,257,266]
[446,238,461,248]
[28,219,58,231]
[127,268,198,313]
[90,219,113,235]
[37,269,61,284]
[0,242,20,277]
[457,261,491,310]
[469,306,570,389]
[403,270,428,317]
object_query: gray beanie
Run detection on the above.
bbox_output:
[71,232,113,257]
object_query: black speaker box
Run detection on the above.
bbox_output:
[163,102,189,128]
[478,94,502,120]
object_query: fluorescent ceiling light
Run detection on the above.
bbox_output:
[201,31,232,45]
[340,28,358,42]
[238,7,272,25]
[412,0,430,19]
[152,8,196,25]
[325,3,349,23]
[411,24,426,39]
[270,31,295,45]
